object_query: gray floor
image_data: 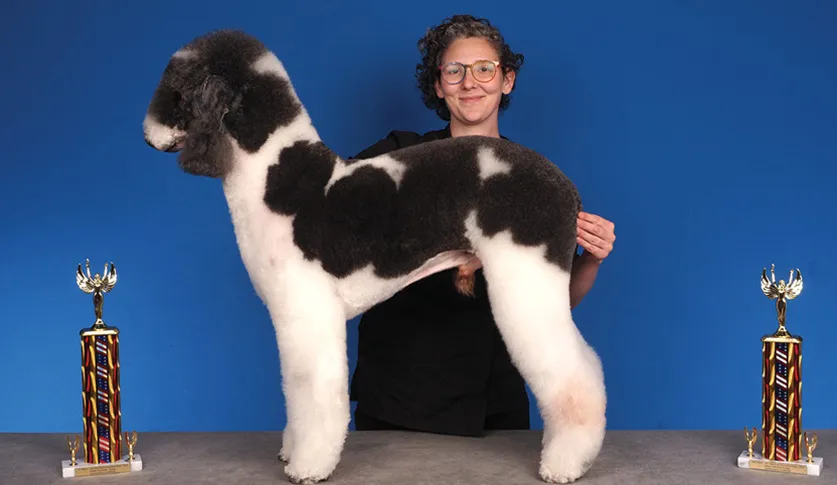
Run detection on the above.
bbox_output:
[1,429,833,484]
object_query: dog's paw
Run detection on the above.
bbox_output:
[538,459,592,484]
[284,463,331,484]
[277,448,290,463]
[538,425,602,484]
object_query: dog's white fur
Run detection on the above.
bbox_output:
[145,48,606,484]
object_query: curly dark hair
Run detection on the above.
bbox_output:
[415,14,525,121]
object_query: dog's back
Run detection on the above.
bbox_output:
[322,135,581,279]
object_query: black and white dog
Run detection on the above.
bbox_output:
[143,30,606,484]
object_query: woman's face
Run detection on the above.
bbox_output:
[434,37,515,127]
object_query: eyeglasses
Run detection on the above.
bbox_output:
[438,60,500,84]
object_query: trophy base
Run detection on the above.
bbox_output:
[61,454,143,478]
[738,450,822,476]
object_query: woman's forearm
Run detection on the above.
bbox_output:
[570,251,603,308]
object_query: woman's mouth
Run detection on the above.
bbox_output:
[460,96,483,104]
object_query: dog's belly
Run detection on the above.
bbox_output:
[402,250,476,287]
[335,249,475,318]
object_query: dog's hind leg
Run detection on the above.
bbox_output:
[270,273,350,484]
[474,230,606,484]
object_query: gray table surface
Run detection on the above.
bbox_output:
[1,429,833,484]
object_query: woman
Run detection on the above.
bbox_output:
[349,14,616,437]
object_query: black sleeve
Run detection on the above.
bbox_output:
[350,130,423,160]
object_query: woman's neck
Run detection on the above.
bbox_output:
[449,118,500,139]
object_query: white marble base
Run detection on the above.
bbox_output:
[738,450,822,476]
[62,454,143,478]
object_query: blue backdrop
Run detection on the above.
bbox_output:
[2,1,835,433]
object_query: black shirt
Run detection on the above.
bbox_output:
[348,126,530,437]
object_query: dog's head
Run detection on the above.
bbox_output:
[143,29,301,178]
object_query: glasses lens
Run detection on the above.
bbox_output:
[441,63,464,83]
[472,61,497,82]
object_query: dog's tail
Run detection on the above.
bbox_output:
[453,256,482,297]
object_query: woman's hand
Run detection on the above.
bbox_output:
[577,211,615,261]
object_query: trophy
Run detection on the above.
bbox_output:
[737,264,823,476]
[62,260,143,478]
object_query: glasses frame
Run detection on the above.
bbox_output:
[438,60,501,85]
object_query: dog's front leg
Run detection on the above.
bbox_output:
[278,421,293,463]
[272,289,350,484]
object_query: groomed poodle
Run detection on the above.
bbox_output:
[143,29,607,484]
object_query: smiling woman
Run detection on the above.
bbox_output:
[432,37,515,137]
[416,15,524,138]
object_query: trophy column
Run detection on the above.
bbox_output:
[80,327,122,464]
[761,337,802,462]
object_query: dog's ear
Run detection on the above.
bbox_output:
[177,74,236,178]
[193,74,234,129]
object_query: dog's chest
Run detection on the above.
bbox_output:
[222,169,301,298]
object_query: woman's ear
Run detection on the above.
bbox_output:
[435,79,444,99]
[502,69,516,95]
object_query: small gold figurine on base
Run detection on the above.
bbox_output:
[805,432,819,464]
[66,435,79,466]
[125,431,138,462]
[744,427,757,458]
[737,264,823,476]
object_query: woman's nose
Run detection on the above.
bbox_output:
[462,69,477,88]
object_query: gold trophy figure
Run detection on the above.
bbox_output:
[805,432,818,464]
[737,265,823,476]
[76,260,118,330]
[744,427,757,458]
[760,264,803,339]
[66,435,79,466]
[125,431,138,462]
[62,260,143,478]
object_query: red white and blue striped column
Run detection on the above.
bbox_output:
[761,337,802,462]
[80,328,122,464]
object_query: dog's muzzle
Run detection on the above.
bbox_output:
[143,115,186,152]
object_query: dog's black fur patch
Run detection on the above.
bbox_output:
[265,140,335,215]
[145,30,301,177]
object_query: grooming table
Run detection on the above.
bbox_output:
[1,429,833,484]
